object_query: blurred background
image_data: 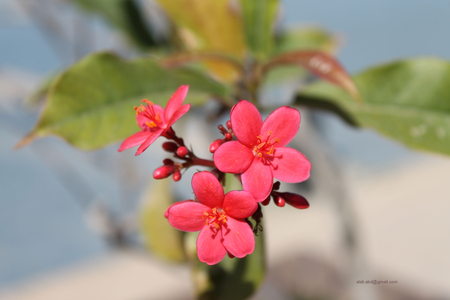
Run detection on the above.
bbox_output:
[1,0,450,299]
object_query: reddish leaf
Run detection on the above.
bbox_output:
[262,50,361,102]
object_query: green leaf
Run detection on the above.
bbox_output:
[239,0,279,60]
[71,0,160,49]
[19,52,231,149]
[274,27,338,54]
[140,179,185,263]
[186,174,266,300]
[297,57,450,156]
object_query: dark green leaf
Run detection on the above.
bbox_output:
[72,0,160,49]
[19,52,231,149]
[239,0,279,60]
[140,179,185,263]
[297,57,450,156]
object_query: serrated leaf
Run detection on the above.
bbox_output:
[141,179,185,263]
[297,57,450,156]
[239,0,279,60]
[18,52,231,149]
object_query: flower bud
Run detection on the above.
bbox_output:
[272,181,281,191]
[224,133,232,141]
[226,120,232,130]
[218,124,227,134]
[163,158,174,165]
[153,165,175,179]
[261,196,271,206]
[162,142,178,152]
[177,146,188,157]
[227,252,235,259]
[173,170,181,182]
[280,192,309,209]
[274,195,285,207]
[209,139,224,153]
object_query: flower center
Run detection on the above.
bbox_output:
[203,207,227,229]
[134,99,163,129]
[252,131,280,158]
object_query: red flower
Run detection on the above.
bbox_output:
[214,100,311,202]
[118,85,190,156]
[165,171,257,265]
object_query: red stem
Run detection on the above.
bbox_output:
[191,157,216,168]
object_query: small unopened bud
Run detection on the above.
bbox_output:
[153,165,175,179]
[163,158,174,165]
[274,195,285,207]
[218,124,227,134]
[162,142,178,152]
[173,170,181,182]
[209,139,224,153]
[227,252,235,259]
[280,192,309,209]
[224,133,232,141]
[261,196,271,206]
[177,146,188,157]
[226,120,232,130]
[272,181,281,191]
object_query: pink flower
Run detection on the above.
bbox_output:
[214,100,311,202]
[118,85,191,156]
[165,171,257,265]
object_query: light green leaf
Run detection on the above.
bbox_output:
[186,174,266,300]
[71,0,159,49]
[297,57,450,156]
[239,0,279,60]
[140,179,185,263]
[19,52,231,149]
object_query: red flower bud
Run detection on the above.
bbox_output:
[176,146,188,157]
[280,192,309,209]
[274,195,285,207]
[218,124,227,134]
[173,170,181,182]
[163,158,174,165]
[162,142,178,152]
[272,181,281,191]
[153,165,175,179]
[227,252,235,259]
[209,139,224,153]
[261,196,271,206]
[226,120,232,130]
[224,133,232,141]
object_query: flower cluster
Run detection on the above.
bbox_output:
[119,85,311,265]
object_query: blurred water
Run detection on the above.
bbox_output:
[1,0,450,288]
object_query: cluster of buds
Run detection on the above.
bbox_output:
[153,141,192,182]
[261,181,309,209]
[209,120,233,153]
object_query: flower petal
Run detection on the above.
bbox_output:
[118,130,149,152]
[261,106,300,147]
[197,225,227,265]
[241,159,273,202]
[231,100,263,147]
[271,147,311,183]
[166,200,210,232]
[192,171,224,208]
[164,85,189,121]
[167,103,190,126]
[137,104,165,129]
[222,217,255,258]
[223,191,257,219]
[135,128,165,156]
[213,141,254,173]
